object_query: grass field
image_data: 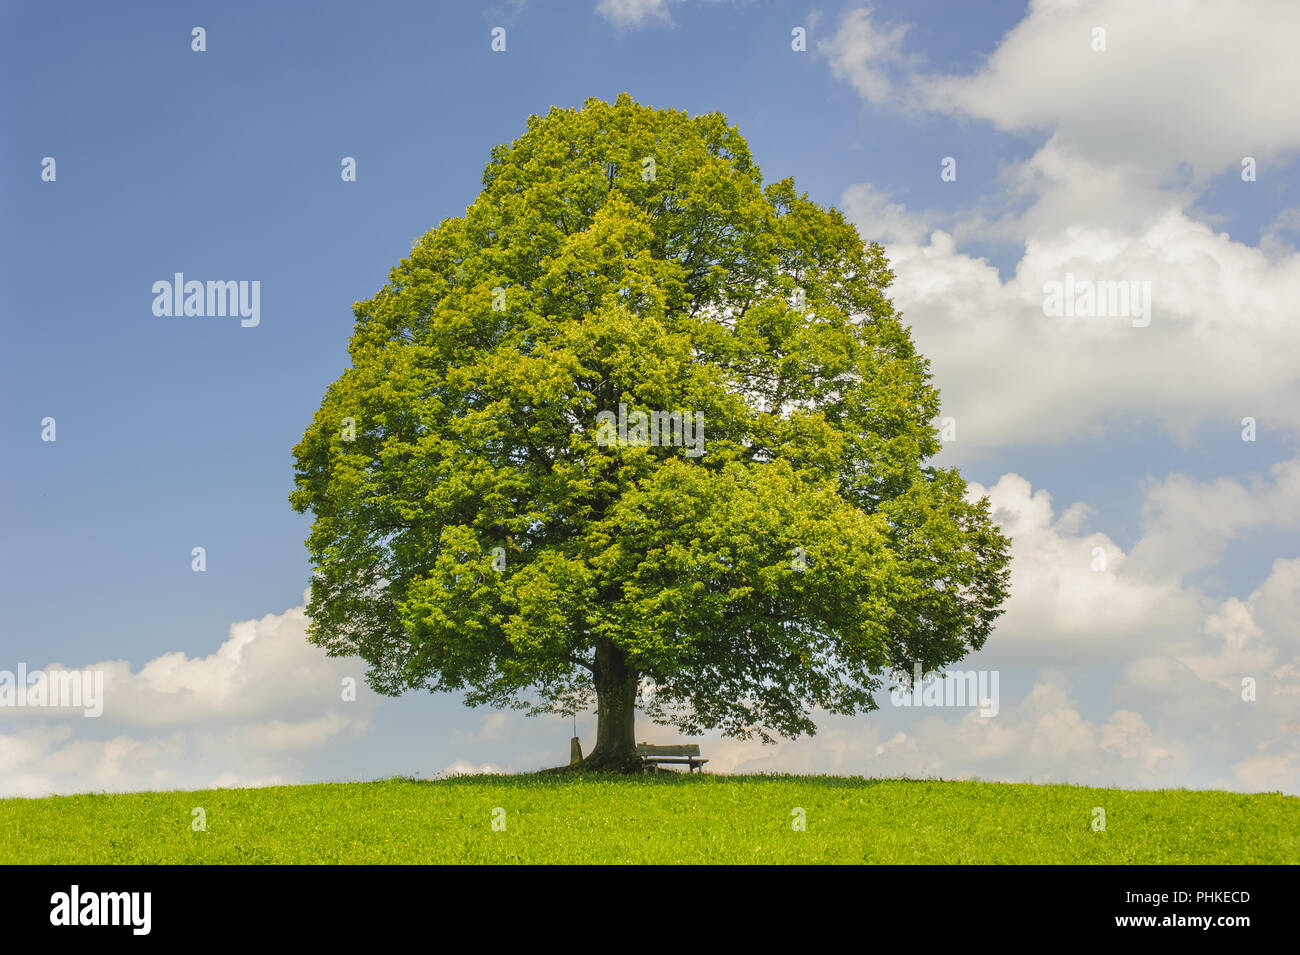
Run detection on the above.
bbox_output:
[3,773,1296,864]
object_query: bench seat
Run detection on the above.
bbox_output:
[636,743,708,773]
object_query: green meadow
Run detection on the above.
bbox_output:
[3,774,1296,864]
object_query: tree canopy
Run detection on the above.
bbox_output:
[290,93,1011,769]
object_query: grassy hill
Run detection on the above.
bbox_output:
[3,773,1296,864]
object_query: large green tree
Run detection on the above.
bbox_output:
[291,94,1011,771]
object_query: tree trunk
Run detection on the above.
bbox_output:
[581,641,641,772]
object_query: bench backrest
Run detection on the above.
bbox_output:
[636,743,701,756]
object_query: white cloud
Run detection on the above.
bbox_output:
[962,472,1206,664]
[1232,745,1299,793]
[858,205,1300,452]
[595,0,681,30]
[1117,558,1300,700]
[1127,459,1300,578]
[819,7,914,102]
[841,182,930,245]
[822,0,1300,180]
[825,4,1300,452]
[1,595,375,729]
[962,460,1300,666]
[915,0,1300,180]
[1117,557,1300,793]
[0,598,376,797]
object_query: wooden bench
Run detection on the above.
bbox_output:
[637,743,708,773]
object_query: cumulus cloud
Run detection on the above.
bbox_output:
[0,597,377,797]
[1118,557,1300,793]
[914,0,1300,180]
[845,201,1300,452]
[825,3,1300,452]
[963,472,1208,664]
[820,7,915,102]
[962,459,1300,665]
[1127,458,1300,578]
[840,182,931,245]
[822,0,1300,179]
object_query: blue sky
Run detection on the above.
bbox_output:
[3,0,1299,796]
